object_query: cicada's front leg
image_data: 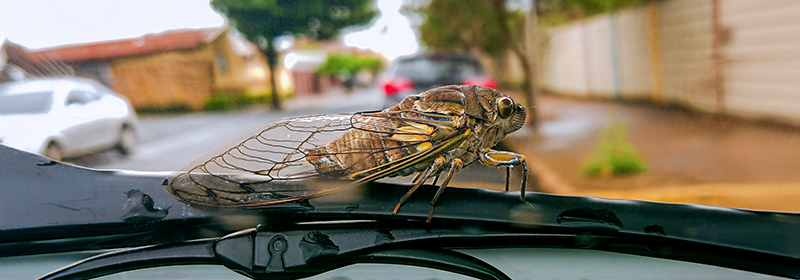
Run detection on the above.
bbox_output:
[480,150,528,202]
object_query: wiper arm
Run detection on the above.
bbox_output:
[39,226,513,280]
[37,220,800,280]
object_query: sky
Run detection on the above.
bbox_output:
[343,0,419,59]
[0,0,418,59]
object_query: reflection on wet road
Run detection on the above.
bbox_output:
[538,108,604,151]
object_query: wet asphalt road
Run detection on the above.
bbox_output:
[72,88,381,172]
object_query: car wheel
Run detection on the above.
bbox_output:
[44,142,63,161]
[116,126,137,156]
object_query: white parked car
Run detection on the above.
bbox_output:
[0,77,138,161]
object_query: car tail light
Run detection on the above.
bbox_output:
[380,77,414,96]
[463,76,497,89]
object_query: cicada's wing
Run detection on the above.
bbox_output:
[165,111,453,207]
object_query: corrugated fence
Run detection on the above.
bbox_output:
[539,0,800,125]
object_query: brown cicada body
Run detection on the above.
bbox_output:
[165,85,528,222]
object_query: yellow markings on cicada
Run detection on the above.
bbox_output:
[416,141,433,152]
[481,150,526,167]
[354,128,470,184]
[391,122,434,142]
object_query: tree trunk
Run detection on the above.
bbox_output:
[265,45,282,110]
[490,0,537,128]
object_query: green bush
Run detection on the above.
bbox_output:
[234,93,258,108]
[582,120,647,176]
[204,90,295,111]
[251,90,294,105]
[135,103,192,114]
[540,0,654,26]
[204,95,235,111]
[316,53,384,77]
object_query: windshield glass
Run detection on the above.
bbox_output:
[396,57,484,81]
[0,90,53,115]
[1,0,798,279]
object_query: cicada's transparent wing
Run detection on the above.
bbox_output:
[165,112,446,207]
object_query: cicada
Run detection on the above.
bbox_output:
[165,85,528,222]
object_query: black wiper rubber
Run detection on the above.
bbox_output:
[38,239,217,280]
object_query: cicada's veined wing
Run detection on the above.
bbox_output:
[165,111,457,207]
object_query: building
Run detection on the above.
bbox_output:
[6,26,271,110]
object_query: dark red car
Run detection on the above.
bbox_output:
[378,53,496,108]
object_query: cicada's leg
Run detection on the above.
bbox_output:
[504,166,510,191]
[427,159,463,223]
[411,172,424,184]
[393,156,447,215]
[480,150,528,202]
[520,160,528,202]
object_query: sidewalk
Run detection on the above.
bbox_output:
[504,94,800,212]
[283,88,348,111]
[282,87,381,112]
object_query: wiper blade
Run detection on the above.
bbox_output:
[37,222,800,280]
[38,227,514,280]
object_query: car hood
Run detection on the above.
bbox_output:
[1,146,798,279]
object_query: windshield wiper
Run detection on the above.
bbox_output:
[1,145,799,279]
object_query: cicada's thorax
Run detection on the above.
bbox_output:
[306,85,504,180]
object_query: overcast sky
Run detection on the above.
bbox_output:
[0,0,418,59]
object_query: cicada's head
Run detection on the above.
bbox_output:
[396,85,526,137]
[468,86,526,137]
[497,95,527,135]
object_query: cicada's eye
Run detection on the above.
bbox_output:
[497,97,515,119]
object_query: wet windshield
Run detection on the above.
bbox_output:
[1,0,799,279]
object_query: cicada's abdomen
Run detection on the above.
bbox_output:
[305,116,436,179]
[304,86,477,181]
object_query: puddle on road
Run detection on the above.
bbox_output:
[538,112,604,151]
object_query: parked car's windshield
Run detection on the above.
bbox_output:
[0,90,53,115]
[396,56,484,81]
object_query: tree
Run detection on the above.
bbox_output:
[413,0,537,127]
[537,0,651,25]
[415,0,509,57]
[489,0,537,128]
[211,0,378,109]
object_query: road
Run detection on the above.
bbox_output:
[72,86,516,189]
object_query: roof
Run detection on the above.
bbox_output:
[27,27,226,63]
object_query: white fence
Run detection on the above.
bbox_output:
[538,0,800,124]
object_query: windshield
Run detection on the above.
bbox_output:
[396,56,484,81]
[0,90,54,115]
[1,0,798,279]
